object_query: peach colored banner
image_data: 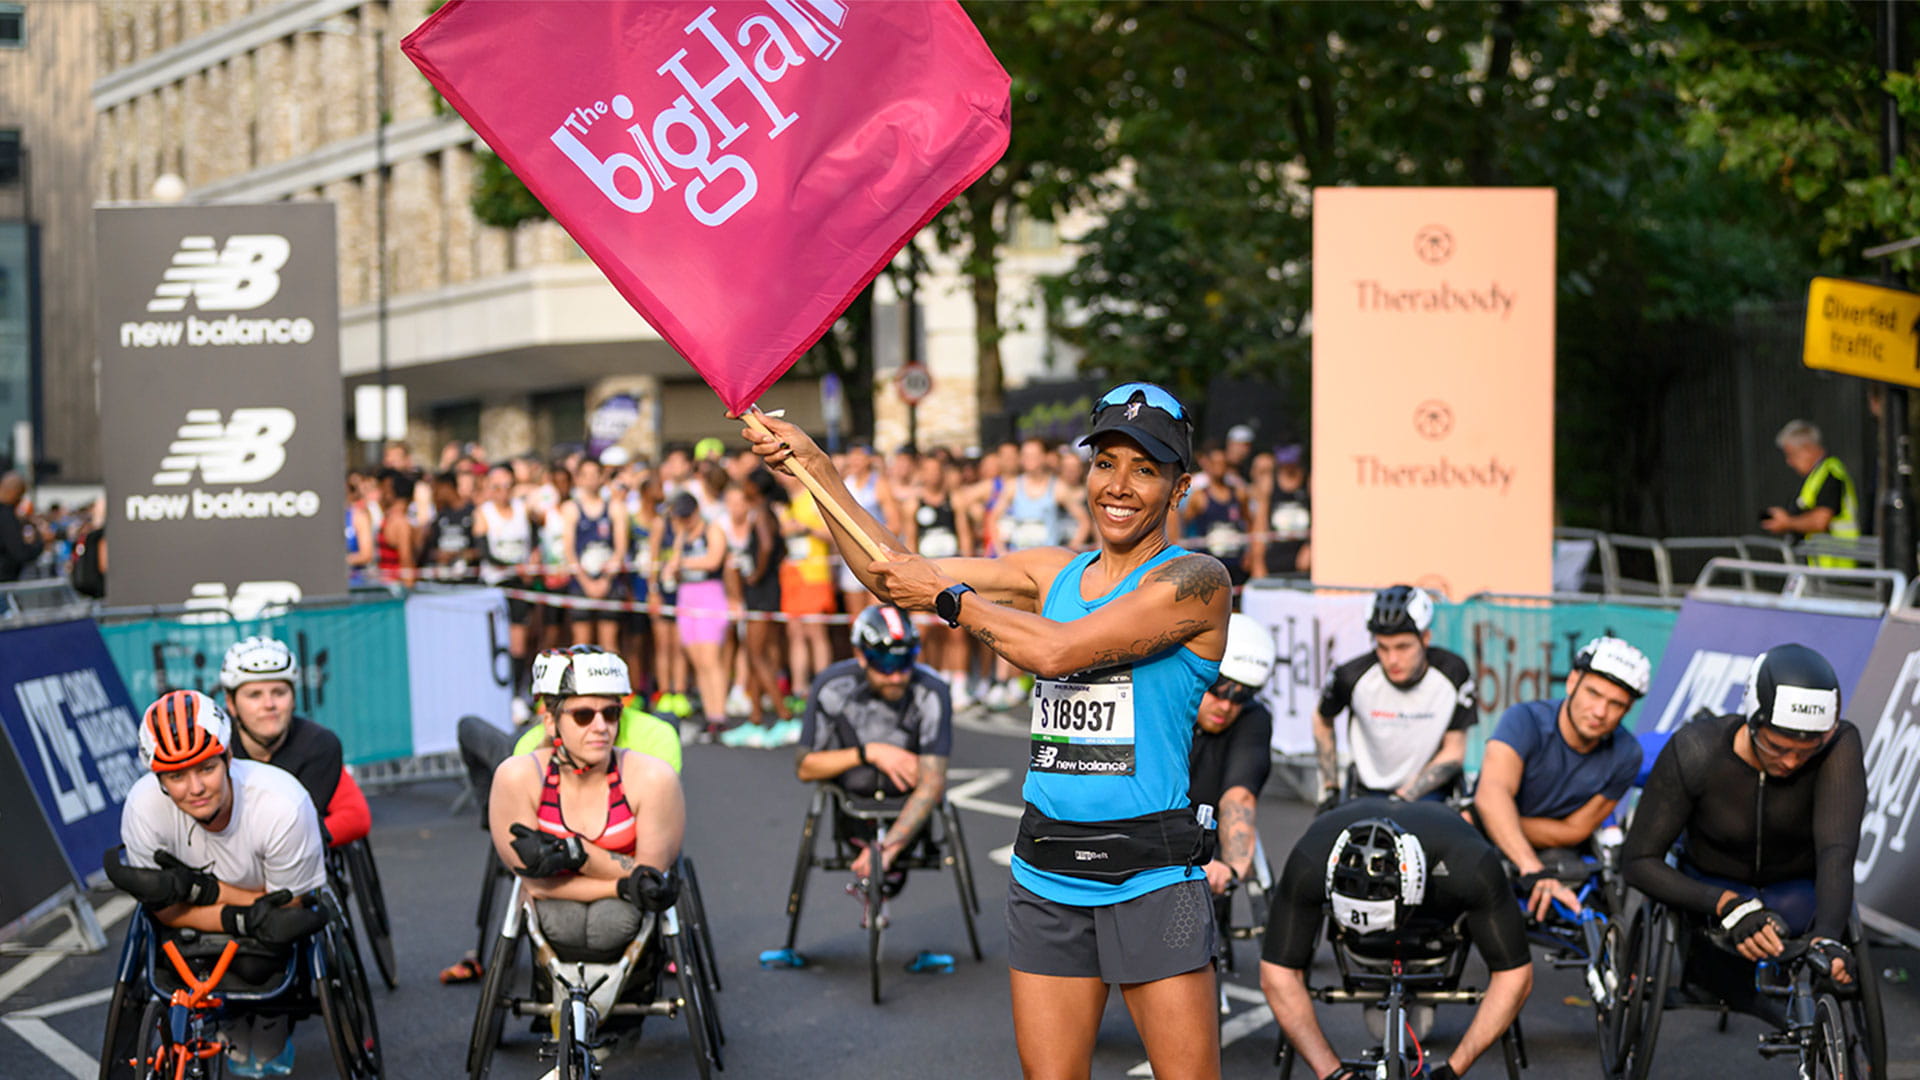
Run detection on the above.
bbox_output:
[1311,188,1555,599]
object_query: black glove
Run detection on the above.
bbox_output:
[1319,1065,1362,1080]
[1718,897,1787,946]
[1809,937,1857,983]
[509,823,588,878]
[220,890,328,945]
[1516,870,1564,895]
[1426,1062,1459,1080]
[102,846,220,908]
[617,865,679,912]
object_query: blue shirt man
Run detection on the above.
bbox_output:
[1471,637,1650,922]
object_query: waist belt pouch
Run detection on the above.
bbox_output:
[1014,803,1215,881]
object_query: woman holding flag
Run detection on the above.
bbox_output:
[745,383,1230,1079]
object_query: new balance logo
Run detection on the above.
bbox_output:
[184,581,302,622]
[152,408,294,485]
[1033,745,1059,770]
[147,235,290,313]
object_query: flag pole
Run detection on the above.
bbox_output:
[740,408,890,562]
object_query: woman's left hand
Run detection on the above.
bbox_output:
[868,554,951,613]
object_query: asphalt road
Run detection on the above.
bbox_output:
[4,708,1918,1079]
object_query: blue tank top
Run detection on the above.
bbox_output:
[1010,545,1220,906]
[573,499,616,577]
[1005,476,1066,550]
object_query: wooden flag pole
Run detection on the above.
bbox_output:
[740,408,890,563]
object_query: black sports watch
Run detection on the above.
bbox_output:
[935,582,976,628]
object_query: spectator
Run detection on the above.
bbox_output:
[1762,419,1861,568]
[1249,444,1311,577]
[0,471,48,583]
[70,499,108,599]
[1225,423,1257,479]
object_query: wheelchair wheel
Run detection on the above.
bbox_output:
[678,856,721,994]
[344,840,398,990]
[1813,992,1868,1079]
[317,925,383,1079]
[668,929,718,1080]
[98,977,148,1080]
[782,796,822,951]
[865,857,886,1005]
[1592,916,1631,1076]
[467,924,521,1080]
[942,805,983,961]
[1617,904,1673,1080]
[1853,928,1887,1079]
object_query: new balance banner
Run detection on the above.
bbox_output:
[1840,612,1920,941]
[404,589,514,756]
[0,620,147,884]
[95,203,346,609]
[1636,597,1880,772]
[402,0,1011,414]
[98,599,413,766]
[1311,189,1556,598]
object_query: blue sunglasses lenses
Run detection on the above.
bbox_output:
[863,649,918,673]
[1096,382,1187,420]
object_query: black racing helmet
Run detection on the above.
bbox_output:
[852,605,921,674]
[1742,643,1841,736]
[1366,585,1434,637]
[1325,817,1428,935]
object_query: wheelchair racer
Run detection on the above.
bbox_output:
[105,690,330,1076]
[488,646,686,959]
[1471,636,1648,921]
[220,636,372,847]
[1313,585,1475,806]
[795,604,953,925]
[1189,612,1277,897]
[1261,799,1533,1080]
[1622,643,1866,989]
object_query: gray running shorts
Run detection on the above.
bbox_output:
[1006,878,1214,984]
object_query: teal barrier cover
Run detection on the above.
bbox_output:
[1432,600,1678,770]
[99,599,413,765]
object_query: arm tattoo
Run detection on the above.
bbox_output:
[968,624,1000,647]
[1315,722,1339,794]
[612,853,635,872]
[1219,797,1258,874]
[1087,618,1211,669]
[1402,759,1463,801]
[889,757,947,849]
[1146,554,1230,605]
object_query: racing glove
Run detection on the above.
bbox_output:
[1809,937,1857,983]
[508,823,588,878]
[1718,897,1788,947]
[1319,1065,1363,1080]
[616,865,680,913]
[1425,1063,1460,1080]
[220,890,328,945]
[102,846,220,908]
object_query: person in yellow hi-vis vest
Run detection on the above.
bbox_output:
[1762,419,1860,568]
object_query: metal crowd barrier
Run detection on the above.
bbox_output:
[1694,557,1907,615]
[0,577,93,627]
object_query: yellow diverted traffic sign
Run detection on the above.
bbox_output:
[1804,276,1920,385]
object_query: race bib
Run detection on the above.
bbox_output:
[733,550,755,577]
[1029,666,1134,776]
[786,535,814,562]
[1205,521,1242,556]
[919,528,959,559]
[580,541,614,577]
[1331,893,1397,934]
[1271,502,1310,541]
[1010,518,1051,550]
[490,535,530,564]
[439,523,471,551]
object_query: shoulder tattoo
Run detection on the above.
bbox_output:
[1147,554,1230,605]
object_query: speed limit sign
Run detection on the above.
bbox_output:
[897,363,934,405]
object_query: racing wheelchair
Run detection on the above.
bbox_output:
[99,889,381,1080]
[1275,910,1527,1080]
[776,782,983,1004]
[1598,895,1887,1080]
[1211,835,1275,1014]
[466,868,723,1080]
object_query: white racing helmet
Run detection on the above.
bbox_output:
[220,636,300,691]
[1572,636,1651,698]
[531,644,632,699]
[1218,613,1278,689]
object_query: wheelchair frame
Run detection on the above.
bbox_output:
[1601,896,1887,1080]
[1211,835,1274,1016]
[466,873,723,1080]
[98,893,382,1080]
[327,837,397,991]
[779,782,983,1004]
[1275,912,1527,1080]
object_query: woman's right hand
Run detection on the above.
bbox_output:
[741,412,825,477]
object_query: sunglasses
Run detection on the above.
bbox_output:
[563,705,622,728]
[1095,382,1188,421]
[862,649,919,674]
[1209,677,1258,704]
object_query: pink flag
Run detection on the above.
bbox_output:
[403,1,1011,414]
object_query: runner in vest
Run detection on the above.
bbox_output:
[835,442,899,615]
[558,457,629,652]
[345,471,376,587]
[1247,444,1310,577]
[905,453,977,711]
[984,439,1094,711]
[1181,442,1249,585]
[777,472,837,713]
[745,382,1231,1079]
[1762,419,1860,569]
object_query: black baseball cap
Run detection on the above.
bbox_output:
[1079,382,1193,471]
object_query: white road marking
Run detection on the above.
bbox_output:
[1127,985,1272,1076]
[946,767,1023,820]
[1,1018,96,1079]
[6,986,113,1019]
[0,894,135,1007]
[989,843,1013,867]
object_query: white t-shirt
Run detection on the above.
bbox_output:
[120,760,327,894]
